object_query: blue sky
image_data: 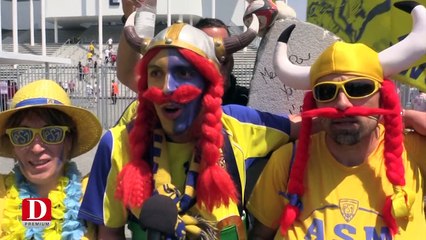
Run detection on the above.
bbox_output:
[287,0,308,21]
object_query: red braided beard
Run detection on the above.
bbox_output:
[302,106,397,119]
[142,85,202,105]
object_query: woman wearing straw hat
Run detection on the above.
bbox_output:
[0,79,102,239]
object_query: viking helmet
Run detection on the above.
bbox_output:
[124,12,259,64]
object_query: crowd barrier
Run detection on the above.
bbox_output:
[0,62,257,129]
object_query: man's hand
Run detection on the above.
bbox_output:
[117,0,145,93]
[122,0,140,18]
[404,109,426,136]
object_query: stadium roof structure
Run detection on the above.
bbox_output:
[0,51,72,65]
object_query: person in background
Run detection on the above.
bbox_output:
[93,60,98,79]
[0,81,9,111]
[86,51,93,65]
[69,79,75,95]
[63,81,69,93]
[86,83,94,98]
[247,2,426,239]
[78,61,84,81]
[110,51,117,67]
[107,37,114,50]
[88,41,95,55]
[83,64,90,80]
[104,47,111,65]
[195,18,250,106]
[0,80,18,112]
[111,80,118,105]
[8,81,18,103]
[0,79,102,239]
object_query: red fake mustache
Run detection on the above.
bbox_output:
[302,106,397,119]
[142,85,202,105]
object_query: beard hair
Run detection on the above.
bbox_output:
[325,117,379,146]
[331,129,361,145]
[308,106,387,146]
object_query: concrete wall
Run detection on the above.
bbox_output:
[1,1,47,29]
[248,18,340,115]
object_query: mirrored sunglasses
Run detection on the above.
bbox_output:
[5,126,70,147]
[313,78,380,103]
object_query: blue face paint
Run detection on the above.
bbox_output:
[148,49,206,139]
[57,146,65,168]
[167,50,205,134]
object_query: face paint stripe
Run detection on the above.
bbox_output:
[147,48,206,137]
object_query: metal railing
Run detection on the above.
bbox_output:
[0,63,256,129]
[0,64,136,129]
[2,63,414,129]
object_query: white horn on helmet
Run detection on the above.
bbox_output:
[379,1,426,77]
[273,24,311,90]
[123,11,152,54]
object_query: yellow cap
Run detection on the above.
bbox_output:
[310,42,383,86]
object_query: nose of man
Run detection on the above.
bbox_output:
[163,73,179,94]
[334,90,353,111]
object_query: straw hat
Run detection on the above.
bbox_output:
[0,79,102,158]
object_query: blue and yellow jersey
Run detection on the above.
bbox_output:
[114,99,138,127]
[247,125,426,239]
[78,104,292,234]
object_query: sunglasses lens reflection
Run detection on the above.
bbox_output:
[314,79,377,102]
[345,80,376,97]
[7,126,68,146]
[10,129,34,146]
[314,84,337,101]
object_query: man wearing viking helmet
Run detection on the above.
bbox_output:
[247,1,426,239]
[78,13,304,239]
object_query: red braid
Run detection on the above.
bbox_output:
[175,48,238,211]
[115,49,161,208]
[380,79,405,236]
[280,91,316,235]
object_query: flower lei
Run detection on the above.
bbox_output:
[1,162,85,240]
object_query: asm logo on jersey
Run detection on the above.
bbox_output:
[339,199,359,222]
[305,199,392,239]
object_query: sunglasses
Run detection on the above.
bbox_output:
[5,126,70,147]
[313,78,380,103]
